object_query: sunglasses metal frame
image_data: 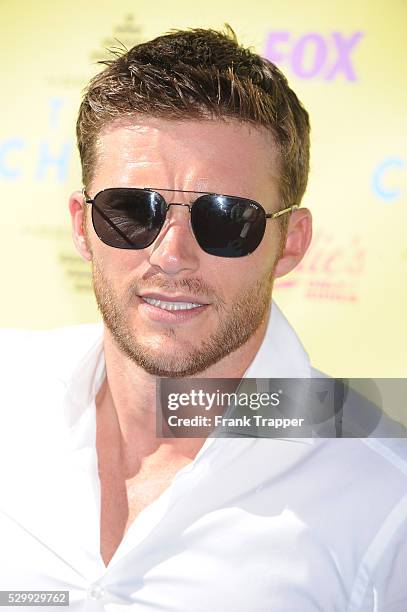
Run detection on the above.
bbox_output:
[81,187,299,254]
[82,187,299,219]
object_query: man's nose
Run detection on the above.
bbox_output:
[148,203,200,275]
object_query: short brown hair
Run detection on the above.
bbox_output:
[76,25,310,212]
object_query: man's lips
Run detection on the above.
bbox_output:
[136,292,211,316]
[138,292,209,305]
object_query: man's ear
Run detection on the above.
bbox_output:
[69,190,92,261]
[274,208,312,278]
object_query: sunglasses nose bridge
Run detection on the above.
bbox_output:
[159,201,194,241]
[162,201,193,231]
[166,202,192,214]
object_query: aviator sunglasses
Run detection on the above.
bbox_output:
[83,187,299,258]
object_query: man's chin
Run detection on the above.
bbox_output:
[121,346,214,378]
[108,329,215,377]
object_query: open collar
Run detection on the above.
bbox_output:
[64,300,313,446]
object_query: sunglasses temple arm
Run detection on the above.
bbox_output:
[92,202,136,247]
[266,205,299,219]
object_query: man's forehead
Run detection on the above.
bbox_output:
[92,116,281,198]
[96,115,278,153]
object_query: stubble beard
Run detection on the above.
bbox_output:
[91,260,275,377]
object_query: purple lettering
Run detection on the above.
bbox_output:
[265,31,290,65]
[291,33,327,78]
[325,31,363,81]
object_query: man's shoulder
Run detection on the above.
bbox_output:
[0,324,104,449]
[0,323,104,375]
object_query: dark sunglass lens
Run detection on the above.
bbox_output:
[91,189,166,249]
[191,195,266,257]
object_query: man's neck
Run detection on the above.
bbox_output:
[95,315,269,472]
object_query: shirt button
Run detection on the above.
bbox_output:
[88,584,105,600]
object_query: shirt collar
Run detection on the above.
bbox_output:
[244,300,311,379]
[242,300,313,446]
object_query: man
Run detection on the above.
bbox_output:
[0,27,406,611]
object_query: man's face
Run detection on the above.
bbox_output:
[76,118,290,376]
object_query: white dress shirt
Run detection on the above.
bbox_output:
[0,301,406,611]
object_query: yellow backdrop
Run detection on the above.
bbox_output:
[1,0,406,377]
